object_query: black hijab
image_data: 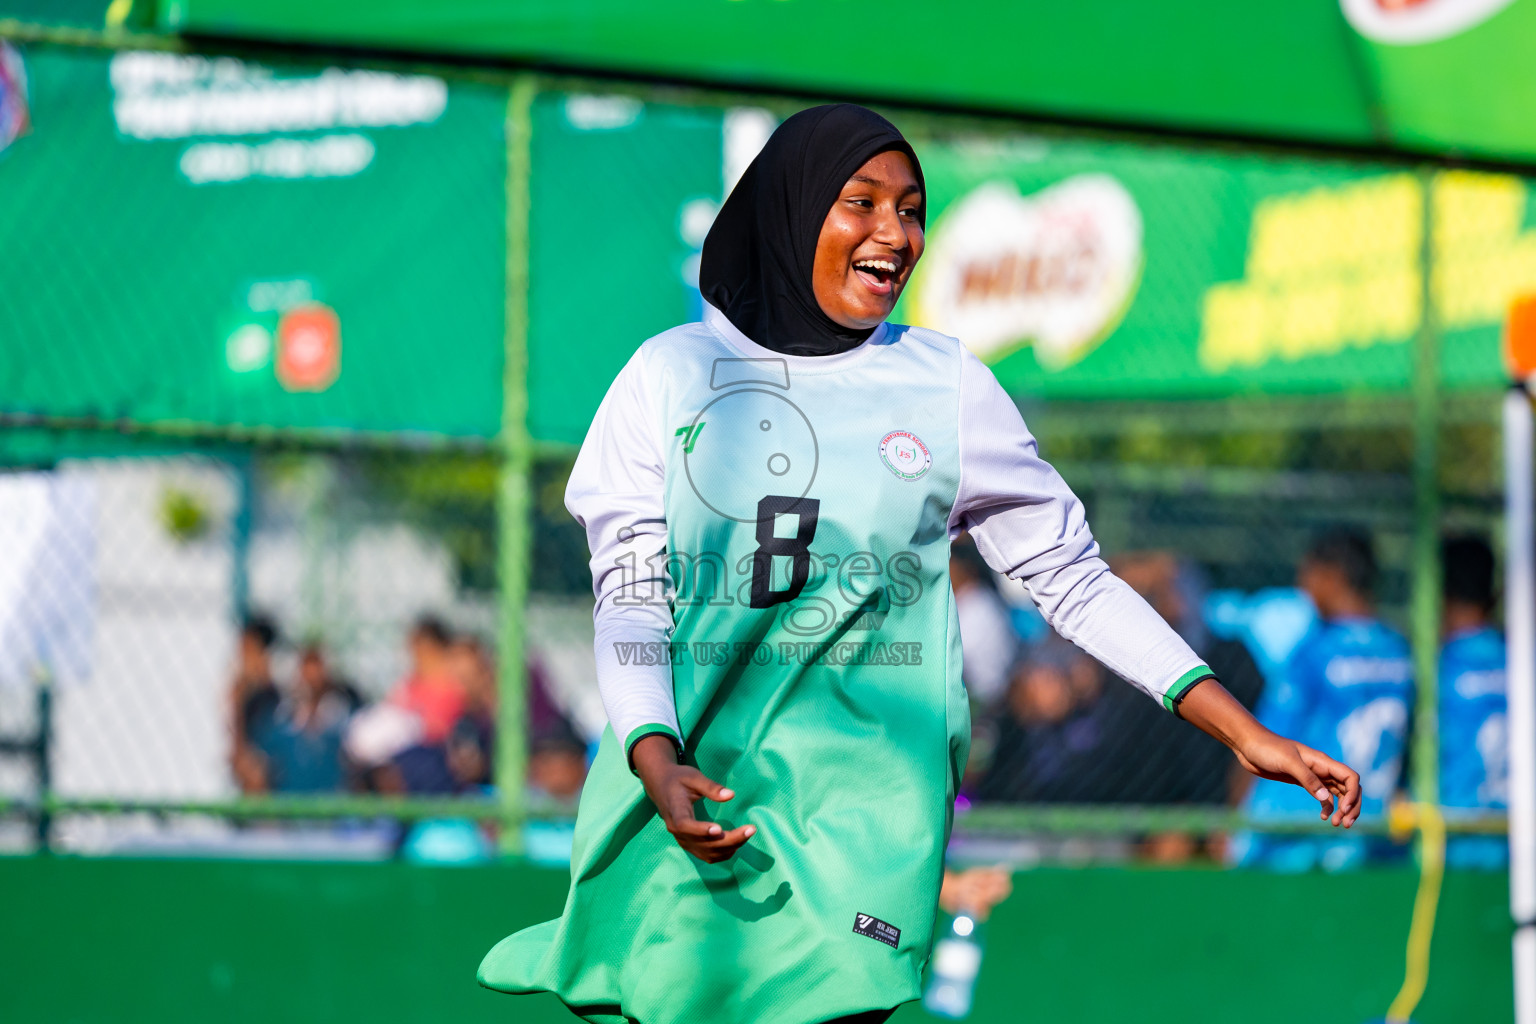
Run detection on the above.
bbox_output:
[700,104,925,357]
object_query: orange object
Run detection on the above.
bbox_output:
[276,303,342,392]
[390,674,468,745]
[1506,293,1536,382]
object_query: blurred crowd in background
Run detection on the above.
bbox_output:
[229,615,588,804]
[951,528,1508,870]
[221,523,1510,871]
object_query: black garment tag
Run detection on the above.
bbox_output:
[852,912,900,948]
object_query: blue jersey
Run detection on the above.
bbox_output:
[1248,616,1413,819]
[1438,626,1507,810]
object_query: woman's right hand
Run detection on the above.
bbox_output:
[631,734,756,863]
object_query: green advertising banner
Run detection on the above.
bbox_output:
[524,105,1536,444]
[5,57,1533,447]
[899,132,1534,400]
[0,46,507,438]
[157,0,1536,165]
[0,49,730,445]
[527,93,724,447]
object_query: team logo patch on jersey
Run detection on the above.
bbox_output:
[879,431,931,481]
[853,912,900,948]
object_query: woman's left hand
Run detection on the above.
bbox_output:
[1177,678,1362,828]
[1231,730,1362,828]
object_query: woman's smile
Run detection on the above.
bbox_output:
[851,253,903,296]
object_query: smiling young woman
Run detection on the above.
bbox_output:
[478,103,1361,1024]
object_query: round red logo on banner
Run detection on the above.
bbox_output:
[276,303,341,392]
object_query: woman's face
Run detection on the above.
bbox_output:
[811,149,924,330]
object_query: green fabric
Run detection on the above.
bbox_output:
[479,325,970,1022]
[158,0,1536,163]
[1161,664,1215,713]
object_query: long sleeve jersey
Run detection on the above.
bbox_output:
[566,304,1210,752]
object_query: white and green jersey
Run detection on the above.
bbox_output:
[479,304,1211,1024]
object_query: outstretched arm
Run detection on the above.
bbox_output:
[1177,678,1362,827]
[951,348,1213,710]
[949,346,1362,820]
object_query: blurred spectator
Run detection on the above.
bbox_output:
[526,654,571,748]
[446,635,497,790]
[300,642,364,714]
[521,720,589,868]
[1439,534,1508,869]
[442,649,584,796]
[261,644,360,793]
[379,633,588,799]
[951,536,1019,706]
[971,639,1112,803]
[969,551,1269,821]
[1094,553,1266,862]
[395,642,590,867]
[230,614,281,794]
[1235,528,1413,871]
[390,615,468,745]
[1205,587,1318,685]
[528,733,588,803]
[1112,552,1266,806]
[345,614,465,778]
[397,635,501,857]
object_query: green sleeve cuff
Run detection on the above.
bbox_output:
[1162,665,1216,715]
[625,723,683,776]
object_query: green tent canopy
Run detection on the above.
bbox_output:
[156,0,1536,167]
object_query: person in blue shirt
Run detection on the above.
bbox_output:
[1439,535,1508,869]
[1235,529,1413,871]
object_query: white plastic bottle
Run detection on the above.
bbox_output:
[922,912,984,1018]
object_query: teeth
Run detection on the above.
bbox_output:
[855,259,897,273]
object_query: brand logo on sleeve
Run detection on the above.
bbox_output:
[853,912,901,948]
[879,431,931,481]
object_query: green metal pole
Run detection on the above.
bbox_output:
[1385,165,1447,1024]
[1409,167,1442,809]
[494,73,537,856]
